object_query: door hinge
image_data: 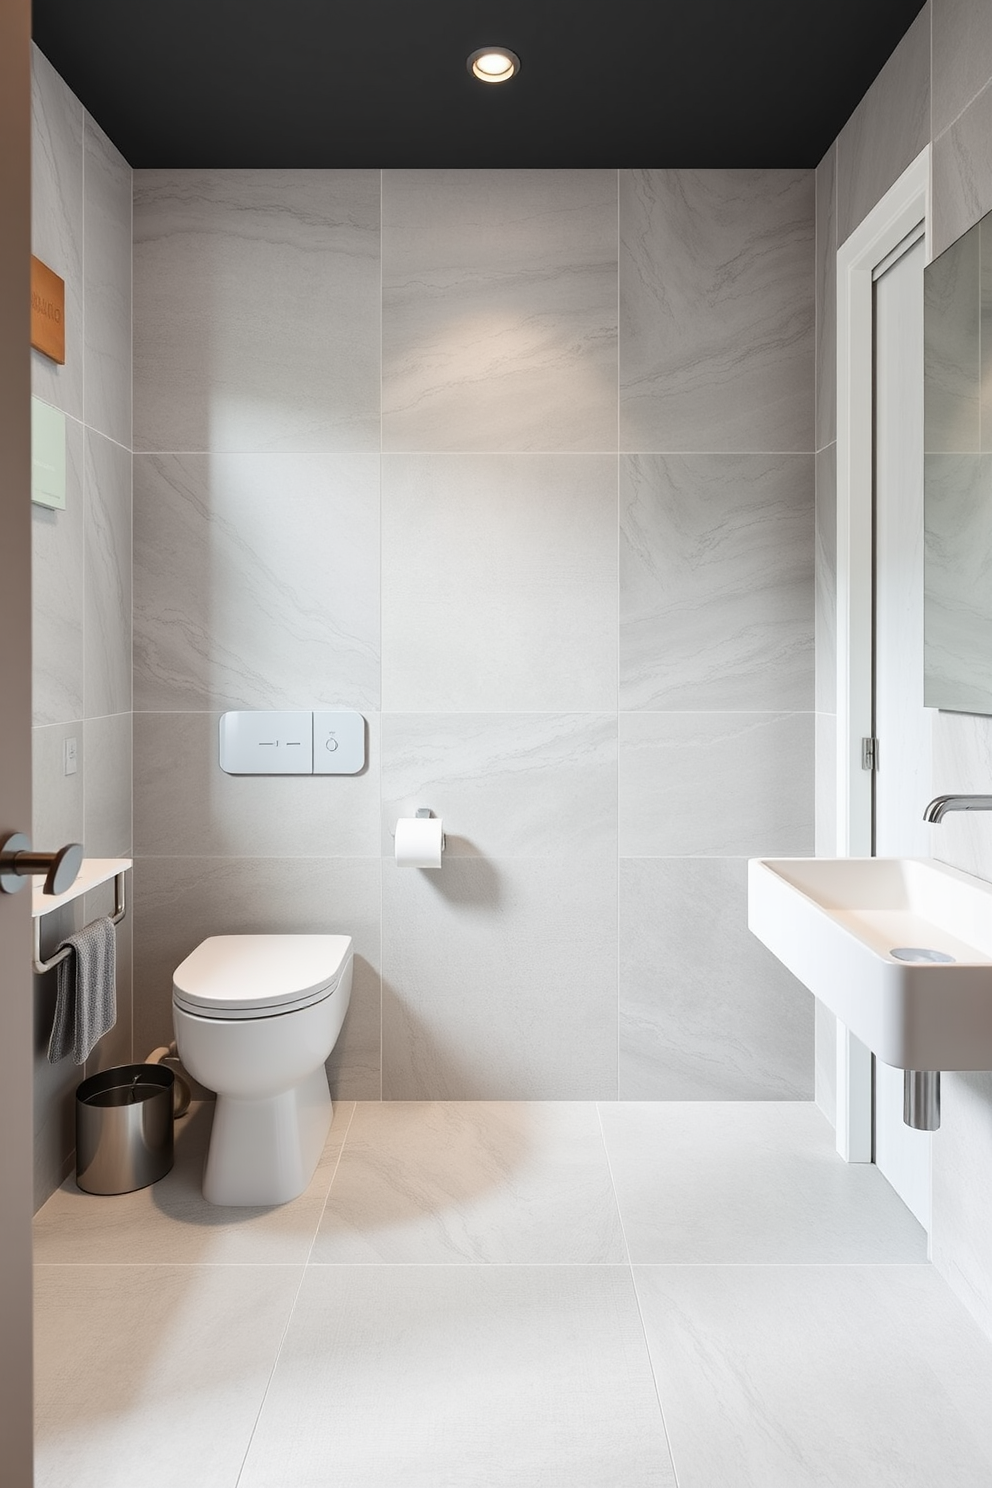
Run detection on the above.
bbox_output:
[862,736,879,772]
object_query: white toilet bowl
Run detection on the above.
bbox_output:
[172,933,353,1206]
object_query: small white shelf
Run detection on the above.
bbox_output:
[31,858,131,918]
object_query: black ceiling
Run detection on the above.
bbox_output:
[31,0,928,169]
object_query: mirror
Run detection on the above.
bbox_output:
[924,211,992,713]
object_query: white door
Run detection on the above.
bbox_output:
[872,231,932,1229]
[0,1,38,1480]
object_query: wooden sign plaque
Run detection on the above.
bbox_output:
[31,256,65,364]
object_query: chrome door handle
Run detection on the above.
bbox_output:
[0,834,84,896]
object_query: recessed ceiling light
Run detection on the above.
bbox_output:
[467,47,520,84]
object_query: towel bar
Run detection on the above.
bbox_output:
[33,869,127,976]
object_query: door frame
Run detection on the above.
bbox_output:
[834,145,931,1162]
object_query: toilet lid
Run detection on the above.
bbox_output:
[172,934,352,1017]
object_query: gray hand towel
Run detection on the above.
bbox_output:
[47,916,117,1065]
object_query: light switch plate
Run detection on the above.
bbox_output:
[31,397,66,510]
[313,711,365,774]
[219,711,314,774]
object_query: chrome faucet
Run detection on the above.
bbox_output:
[923,795,992,823]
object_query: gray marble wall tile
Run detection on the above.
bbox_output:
[981,224,992,448]
[933,0,992,139]
[620,453,813,712]
[133,452,380,712]
[933,1070,992,1338]
[83,713,132,857]
[134,711,380,859]
[83,115,131,449]
[815,997,838,1126]
[381,170,618,453]
[133,856,382,1100]
[815,145,838,451]
[619,858,813,1099]
[83,873,133,1072]
[381,453,617,712]
[84,429,131,719]
[32,1018,78,1208]
[380,713,616,861]
[924,220,981,453]
[633,1263,992,1486]
[619,711,814,857]
[32,891,116,1207]
[934,79,992,260]
[133,170,381,454]
[619,169,814,453]
[30,45,83,421]
[815,711,838,857]
[930,708,992,878]
[815,441,837,714]
[32,722,84,851]
[381,857,618,1100]
[837,5,931,246]
[32,414,84,726]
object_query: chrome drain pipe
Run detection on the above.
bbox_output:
[904,1070,940,1131]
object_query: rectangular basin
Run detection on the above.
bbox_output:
[748,857,992,1070]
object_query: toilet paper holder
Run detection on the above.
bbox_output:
[390,807,446,850]
[392,809,446,857]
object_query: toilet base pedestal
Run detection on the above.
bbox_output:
[203,1064,332,1206]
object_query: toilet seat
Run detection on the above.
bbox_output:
[172,933,352,1020]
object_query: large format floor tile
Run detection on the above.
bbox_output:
[34,1263,303,1488]
[33,1102,354,1266]
[312,1101,626,1264]
[600,1101,927,1262]
[238,1265,676,1488]
[634,1263,992,1488]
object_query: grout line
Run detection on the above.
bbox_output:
[626,1266,683,1488]
[302,1099,359,1269]
[616,171,622,1101]
[231,1098,360,1488]
[595,1101,631,1269]
[131,447,819,457]
[32,1258,934,1269]
[931,56,992,146]
[378,170,385,1100]
[596,1101,682,1487]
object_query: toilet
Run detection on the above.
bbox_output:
[172,933,353,1206]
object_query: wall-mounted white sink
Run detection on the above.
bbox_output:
[748,857,992,1070]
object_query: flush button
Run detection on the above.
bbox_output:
[313,711,365,774]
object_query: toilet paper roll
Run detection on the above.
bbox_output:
[394,816,445,869]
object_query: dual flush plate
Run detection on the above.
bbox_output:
[219,711,365,775]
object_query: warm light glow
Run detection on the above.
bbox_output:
[467,47,520,83]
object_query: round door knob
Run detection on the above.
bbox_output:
[0,834,84,896]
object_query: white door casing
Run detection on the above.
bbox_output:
[834,145,931,1165]
[872,233,933,1230]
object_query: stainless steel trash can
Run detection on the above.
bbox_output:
[76,1064,175,1194]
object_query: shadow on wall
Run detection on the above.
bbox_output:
[419,843,504,910]
[381,976,483,1101]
